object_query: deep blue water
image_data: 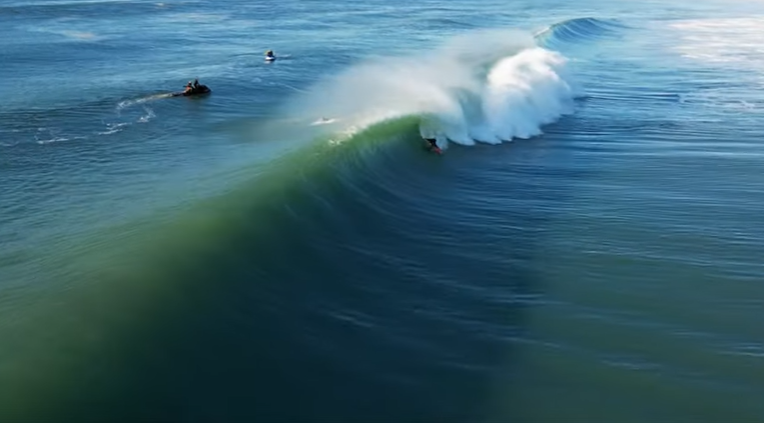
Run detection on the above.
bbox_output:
[2,0,764,421]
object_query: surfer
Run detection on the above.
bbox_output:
[183,82,194,95]
[424,138,442,153]
[265,49,275,60]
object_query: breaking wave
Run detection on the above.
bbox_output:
[287,28,581,150]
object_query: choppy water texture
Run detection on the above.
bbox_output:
[2,0,764,421]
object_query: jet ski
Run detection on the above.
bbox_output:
[172,84,211,97]
[170,78,211,97]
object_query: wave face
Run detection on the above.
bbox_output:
[0,114,558,422]
[0,24,585,423]
[0,29,582,419]
[288,29,579,149]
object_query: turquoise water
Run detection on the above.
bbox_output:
[2,0,764,421]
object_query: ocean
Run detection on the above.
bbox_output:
[1,0,763,421]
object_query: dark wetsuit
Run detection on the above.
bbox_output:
[425,138,438,149]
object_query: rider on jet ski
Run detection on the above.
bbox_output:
[183,79,202,94]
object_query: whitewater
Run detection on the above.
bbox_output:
[288,29,577,149]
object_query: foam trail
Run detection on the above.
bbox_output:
[288,28,579,148]
[117,93,172,110]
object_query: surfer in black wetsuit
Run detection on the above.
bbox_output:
[425,138,438,150]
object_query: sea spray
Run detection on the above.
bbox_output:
[479,47,575,143]
[285,28,579,148]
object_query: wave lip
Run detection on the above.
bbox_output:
[420,47,577,147]
[480,47,576,143]
[536,17,625,46]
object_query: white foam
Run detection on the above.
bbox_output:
[310,117,338,126]
[480,48,575,142]
[117,93,171,111]
[28,26,103,41]
[61,30,98,40]
[97,122,130,135]
[35,137,69,145]
[158,12,230,23]
[138,106,156,123]
[288,28,579,147]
